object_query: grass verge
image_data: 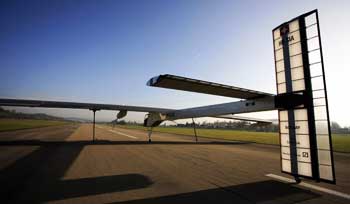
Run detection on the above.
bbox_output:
[0,119,70,132]
[116,125,350,153]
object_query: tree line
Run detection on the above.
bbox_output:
[115,119,349,134]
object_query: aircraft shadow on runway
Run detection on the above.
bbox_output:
[0,130,154,203]
[3,134,313,204]
[108,180,321,204]
[0,140,153,203]
[0,144,321,204]
[37,173,153,202]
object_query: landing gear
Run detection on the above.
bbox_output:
[294,176,301,184]
[148,127,153,143]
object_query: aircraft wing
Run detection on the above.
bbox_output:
[147,74,274,99]
[0,98,174,113]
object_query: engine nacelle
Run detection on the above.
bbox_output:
[144,112,166,127]
[117,110,127,119]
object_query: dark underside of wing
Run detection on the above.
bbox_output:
[147,74,273,99]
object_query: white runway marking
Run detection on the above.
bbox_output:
[109,130,138,139]
[266,174,350,200]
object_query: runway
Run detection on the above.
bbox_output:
[0,124,349,204]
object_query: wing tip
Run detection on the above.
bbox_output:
[147,75,165,86]
[147,76,156,86]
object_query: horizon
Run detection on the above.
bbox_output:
[1,0,349,126]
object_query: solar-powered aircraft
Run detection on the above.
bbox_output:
[0,10,335,184]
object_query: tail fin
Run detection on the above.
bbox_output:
[273,10,335,183]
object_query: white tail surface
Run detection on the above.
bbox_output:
[273,10,335,183]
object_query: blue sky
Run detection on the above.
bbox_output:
[1,0,349,126]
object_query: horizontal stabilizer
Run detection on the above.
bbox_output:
[147,74,273,99]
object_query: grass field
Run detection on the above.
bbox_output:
[0,119,70,132]
[116,125,350,153]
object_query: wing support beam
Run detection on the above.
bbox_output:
[166,96,276,120]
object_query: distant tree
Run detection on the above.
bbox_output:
[330,122,350,134]
[331,121,341,129]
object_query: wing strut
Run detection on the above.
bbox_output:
[192,118,198,142]
[90,108,100,142]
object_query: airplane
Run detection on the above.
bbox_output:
[0,9,336,184]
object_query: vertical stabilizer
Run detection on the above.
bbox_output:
[273,10,335,183]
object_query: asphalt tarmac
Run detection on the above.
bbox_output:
[0,124,349,204]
